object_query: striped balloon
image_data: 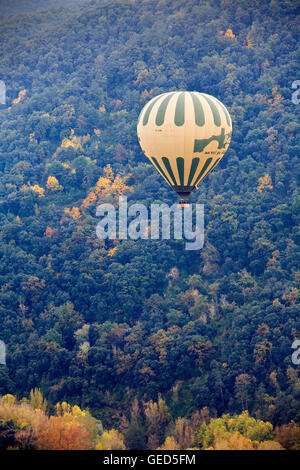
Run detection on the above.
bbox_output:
[137,91,232,203]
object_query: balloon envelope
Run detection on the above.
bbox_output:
[137,91,232,201]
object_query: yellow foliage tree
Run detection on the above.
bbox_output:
[95,429,125,450]
[107,246,118,257]
[61,136,82,150]
[94,164,132,201]
[64,207,81,219]
[282,287,299,305]
[104,163,114,181]
[81,191,97,210]
[59,130,90,151]
[213,432,255,450]
[157,436,180,450]
[47,176,63,191]
[31,184,45,198]
[70,207,81,219]
[29,388,47,413]
[268,86,283,105]
[12,89,27,105]
[54,402,99,442]
[195,411,274,450]
[0,393,103,450]
[95,177,112,197]
[257,174,273,193]
[21,183,45,197]
[257,440,283,450]
[0,394,46,430]
[111,175,132,196]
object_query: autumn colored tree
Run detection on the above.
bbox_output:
[257,174,273,193]
[144,397,170,448]
[123,398,147,450]
[194,412,274,450]
[223,29,236,40]
[35,416,93,450]
[157,436,180,450]
[81,191,97,210]
[31,184,45,197]
[64,206,81,219]
[96,429,125,450]
[12,89,27,105]
[275,422,300,450]
[171,417,194,449]
[46,176,63,191]
[29,389,47,413]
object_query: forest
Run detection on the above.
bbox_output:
[0,0,299,450]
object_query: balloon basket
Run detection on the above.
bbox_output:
[178,199,189,208]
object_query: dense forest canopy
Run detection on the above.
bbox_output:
[0,0,299,449]
[0,0,88,17]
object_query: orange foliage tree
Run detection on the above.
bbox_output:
[35,415,93,450]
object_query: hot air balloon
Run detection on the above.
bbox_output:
[137,91,232,205]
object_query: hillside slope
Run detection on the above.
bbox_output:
[0,0,299,431]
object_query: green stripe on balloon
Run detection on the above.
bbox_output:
[206,157,221,174]
[191,93,205,126]
[193,158,213,186]
[137,108,143,126]
[215,99,231,126]
[201,94,221,126]
[162,157,178,185]
[187,157,200,185]
[142,94,166,126]
[151,157,173,186]
[155,93,176,126]
[176,157,185,185]
[174,92,185,126]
